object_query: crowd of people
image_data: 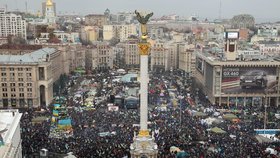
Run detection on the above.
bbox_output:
[20,70,280,158]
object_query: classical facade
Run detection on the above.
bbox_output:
[122,39,140,68]
[0,48,62,108]
[91,42,113,70]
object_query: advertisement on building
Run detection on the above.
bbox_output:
[221,67,277,94]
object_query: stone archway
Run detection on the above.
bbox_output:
[40,85,46,106]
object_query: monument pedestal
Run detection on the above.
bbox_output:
[130,135,158,158]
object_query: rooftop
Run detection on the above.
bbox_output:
[197,48,280,66]
[0,47,57,64]
[0,110,22,145]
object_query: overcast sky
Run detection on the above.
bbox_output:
[1,0,280,22]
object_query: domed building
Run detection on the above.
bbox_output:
[231,14,255,29]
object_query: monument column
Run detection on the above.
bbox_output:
[130,10,158,158]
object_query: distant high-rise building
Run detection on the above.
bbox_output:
[0,8,26,39]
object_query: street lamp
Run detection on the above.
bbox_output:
[178,95,184,127]
[264,104,267,129]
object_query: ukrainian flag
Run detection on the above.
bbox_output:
[53,110,59,117]
[58,119,72,130]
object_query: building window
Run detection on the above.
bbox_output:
[18,83,24,87]
[27,93,32,97]
[11,94,16,97]
[27,88,32,92]
[1,73,6,76]
[26,68,31,71]
[27,73,32,77]
[27,83,32,86]
[19,88,24,92]
[11,88,16,92]
[9,68,14,71]
[27,99,33,107]
[2,88,7,92]
[18,68,23,71]
[3,93,7,97]
[19,93,24,97]
[1,68,6,71]
[1,78,6,81]
[18,73,23,76]
[18,78,24,81]
[10,83,16,87]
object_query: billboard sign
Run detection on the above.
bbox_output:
[221,67,277,94]
[227,32,239,39]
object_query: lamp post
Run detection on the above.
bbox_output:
[178,95,184,127]
[264,104,267,129]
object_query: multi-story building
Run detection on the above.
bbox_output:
[40,43,86,74]
[0,48,62,108]
[37,31,80,44]
[80,26,99,43]
[178,44,195,77]
[150,27,164,39]
[85,14,107,27]
[113,45,125,69]
[151,41,168,71]
[257,26,278,37]
[0,109,22,158]
[91,42,113,70]
[258,41,280,57]
[0,8,26,39]
[122,39,140,69]
[194,50,280,107]
[151,41,188,72]
[103,24,138,41]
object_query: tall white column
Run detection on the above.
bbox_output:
[140,55,148,130]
